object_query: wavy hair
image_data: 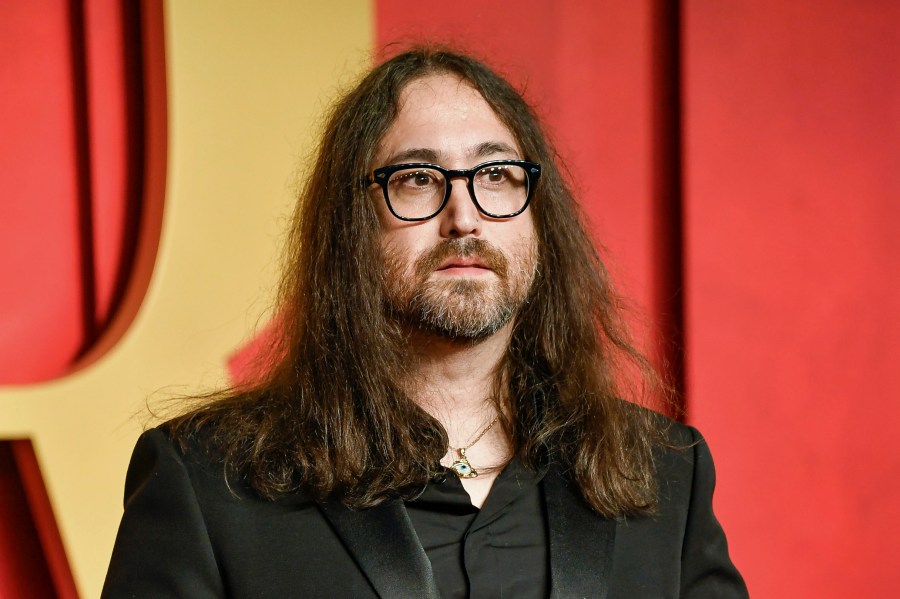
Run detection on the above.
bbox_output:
[168,47,671,517]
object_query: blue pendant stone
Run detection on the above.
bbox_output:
[452,462,472,476]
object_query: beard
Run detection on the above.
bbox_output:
[382,237,538,342]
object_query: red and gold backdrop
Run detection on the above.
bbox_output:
[1,1,897,597]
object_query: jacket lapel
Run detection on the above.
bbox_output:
[544,467,617,599]
[317,498,441,599]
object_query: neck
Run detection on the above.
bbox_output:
[404,323,515,508]
[405,322,512,431]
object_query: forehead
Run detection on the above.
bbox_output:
[375,73,520,165]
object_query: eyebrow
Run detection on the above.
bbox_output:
[383,147,441,164]
[382,141,520,167]
[471,141,519,159]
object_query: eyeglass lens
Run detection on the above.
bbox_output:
[386,164,529,219]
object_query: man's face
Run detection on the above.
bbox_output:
[372,74,538,341]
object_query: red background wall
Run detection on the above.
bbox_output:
[2,1,897,596]
[0,0,157,385]
[684,2,900,596]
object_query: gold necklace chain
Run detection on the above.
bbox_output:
[447,415,499,479]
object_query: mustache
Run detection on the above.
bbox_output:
[414,238,509,278]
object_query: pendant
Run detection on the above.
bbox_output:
[450,447,478,478]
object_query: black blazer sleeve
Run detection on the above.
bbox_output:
[556,421,748,599]
[102,429,225,598]
[679,426,748,598]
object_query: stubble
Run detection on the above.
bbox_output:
[383,237,538,341]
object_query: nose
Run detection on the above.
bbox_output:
[438,177,482,238]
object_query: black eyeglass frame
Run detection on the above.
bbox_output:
[367,159,542,222]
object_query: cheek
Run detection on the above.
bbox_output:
[381,232,420,277]
[372,192,395,230]
[380,221,439,264]
[519,210,537,242]
[506,217,540,279]
[499,214,537,257]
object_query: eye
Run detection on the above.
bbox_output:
[391,169,441,189]
[477,166,509,186]
[412,172,436,187]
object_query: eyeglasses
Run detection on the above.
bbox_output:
[368,160,541,222]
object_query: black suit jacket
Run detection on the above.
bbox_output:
[102,424,747,598]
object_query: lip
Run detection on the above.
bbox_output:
[436,257,490,271]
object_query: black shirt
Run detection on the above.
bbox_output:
[405,459,550,599]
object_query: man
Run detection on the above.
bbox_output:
[103,49,747,598]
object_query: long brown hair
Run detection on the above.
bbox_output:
[168,47,671,517]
